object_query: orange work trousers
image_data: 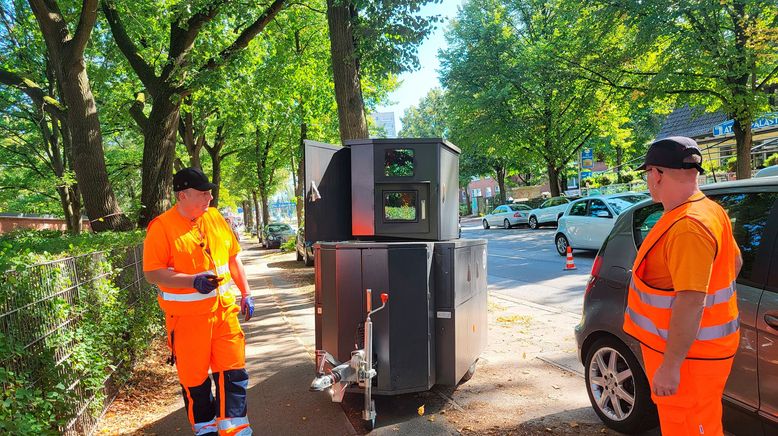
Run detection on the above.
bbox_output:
[641,345,733,436]
[166,303,251,436]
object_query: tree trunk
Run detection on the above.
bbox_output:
[463,188,472,215]
[295,121,306,226]
[207,145,222,208]
[242,200,254,233]
[59,61,131,231]
[547,162,561,197]
[616,145,623,182]
[495,166,506,205]
[733,117,753,180]
[252,190,261,231]
[138,91,180,227]
[326,0,368,142]
[259,188,270,226]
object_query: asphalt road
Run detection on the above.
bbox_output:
[461,221,597,315]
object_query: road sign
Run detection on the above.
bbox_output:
[580,171,592,180]
[581,148,594,169]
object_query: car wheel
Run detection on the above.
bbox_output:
[555,234,570,256]
[503,219,511,229]
[304,249,314,267]
[296,249,303,261]
[584,337,658,434]
[528,216,538,229]
[483,219,490,230]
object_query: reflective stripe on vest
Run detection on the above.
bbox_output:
[157,264,232,302]
[625,306,740,341]
[629,279,736,310]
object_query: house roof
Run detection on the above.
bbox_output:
[656,105,728,140]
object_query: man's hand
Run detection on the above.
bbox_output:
[241,295,255,321]
[193,274,222,294]
[652,362,681,396]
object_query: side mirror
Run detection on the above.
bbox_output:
[596,211,612,218]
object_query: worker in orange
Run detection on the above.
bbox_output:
[143,167,255,436]
[623,136,741,435]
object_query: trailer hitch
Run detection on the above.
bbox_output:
[310,289,388,429]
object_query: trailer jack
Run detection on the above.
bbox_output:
[310,289,388,429]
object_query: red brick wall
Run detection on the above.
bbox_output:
[0,217,91,233]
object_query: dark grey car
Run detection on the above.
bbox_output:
[575,177,778,435]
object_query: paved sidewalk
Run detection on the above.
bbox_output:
[144,243,356,436]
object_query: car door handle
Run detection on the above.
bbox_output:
[765,314,778,330]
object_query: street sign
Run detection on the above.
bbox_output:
[580,171,592,180]
[581,148,594,169]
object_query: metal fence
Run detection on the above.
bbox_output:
[0,244,158,435]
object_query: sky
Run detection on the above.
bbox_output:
[374,1,466,133]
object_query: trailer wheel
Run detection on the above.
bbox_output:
[460,359,478,383]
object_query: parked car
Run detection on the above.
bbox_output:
[755,164,778,178]
[482,204,532,229]
[296,226,314,266]
[575,177,778,435]
[528,196,572,229]
[554,193,649,256]
[261,222,295,249]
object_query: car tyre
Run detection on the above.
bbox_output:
[304,249,314,267]
[296,249,303,261]
[483,219,490,230]
[555,234,570,256]
[528,216,538,229]
[503,219,512,229]
[584,337,658,434]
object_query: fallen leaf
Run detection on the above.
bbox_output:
[392,426,400,431]
[428,417,435,422]
[417,405,425,416]
[522,352,526,359]
[569,422,579,428]
[301,416,307,421]
[439,410,446,415]
[552,385,560,389]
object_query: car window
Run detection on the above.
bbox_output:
[540,199,551,208]
[708,192,778,283]
[491,207,502,214]
[633,203,664,246]
[268,224,291,232]
[568,201,588,216]
[589,200,611,218]
[607,195,649,215]
[508,204,525,211]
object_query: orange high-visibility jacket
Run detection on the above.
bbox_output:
[623,195,740,360]
[143,206,240,316]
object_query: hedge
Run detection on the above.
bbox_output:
[0,229,163,434]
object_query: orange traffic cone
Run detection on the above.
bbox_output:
[563,245,577,271]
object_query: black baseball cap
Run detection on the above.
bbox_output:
[637,136,705,174]
[173,167,217,192]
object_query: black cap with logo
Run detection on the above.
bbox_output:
[173,167,217,192]
[637,136,705,174]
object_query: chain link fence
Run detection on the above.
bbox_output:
[0,244,161,435]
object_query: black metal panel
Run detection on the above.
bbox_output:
[346,138,459,241]
[434,239,488,386]
[304,140,352,243]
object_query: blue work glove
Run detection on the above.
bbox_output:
[240,295,255,321]
[193,274,222,294]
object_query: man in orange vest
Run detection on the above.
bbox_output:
[623,137,742,435]
[143,167,255,436]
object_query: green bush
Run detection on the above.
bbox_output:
[0,230,163,434]
[727,157,737,172]
[281,236,296,252]
[765,153,778,167]
[596,174,614,186]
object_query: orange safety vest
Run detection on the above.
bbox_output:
[623,195,739,360]
[145,206,237,316]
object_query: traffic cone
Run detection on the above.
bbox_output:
[563,245,577,271]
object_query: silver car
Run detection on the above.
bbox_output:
[528,196,572,229]
[482,203,532,229]
[575,178,778,434]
